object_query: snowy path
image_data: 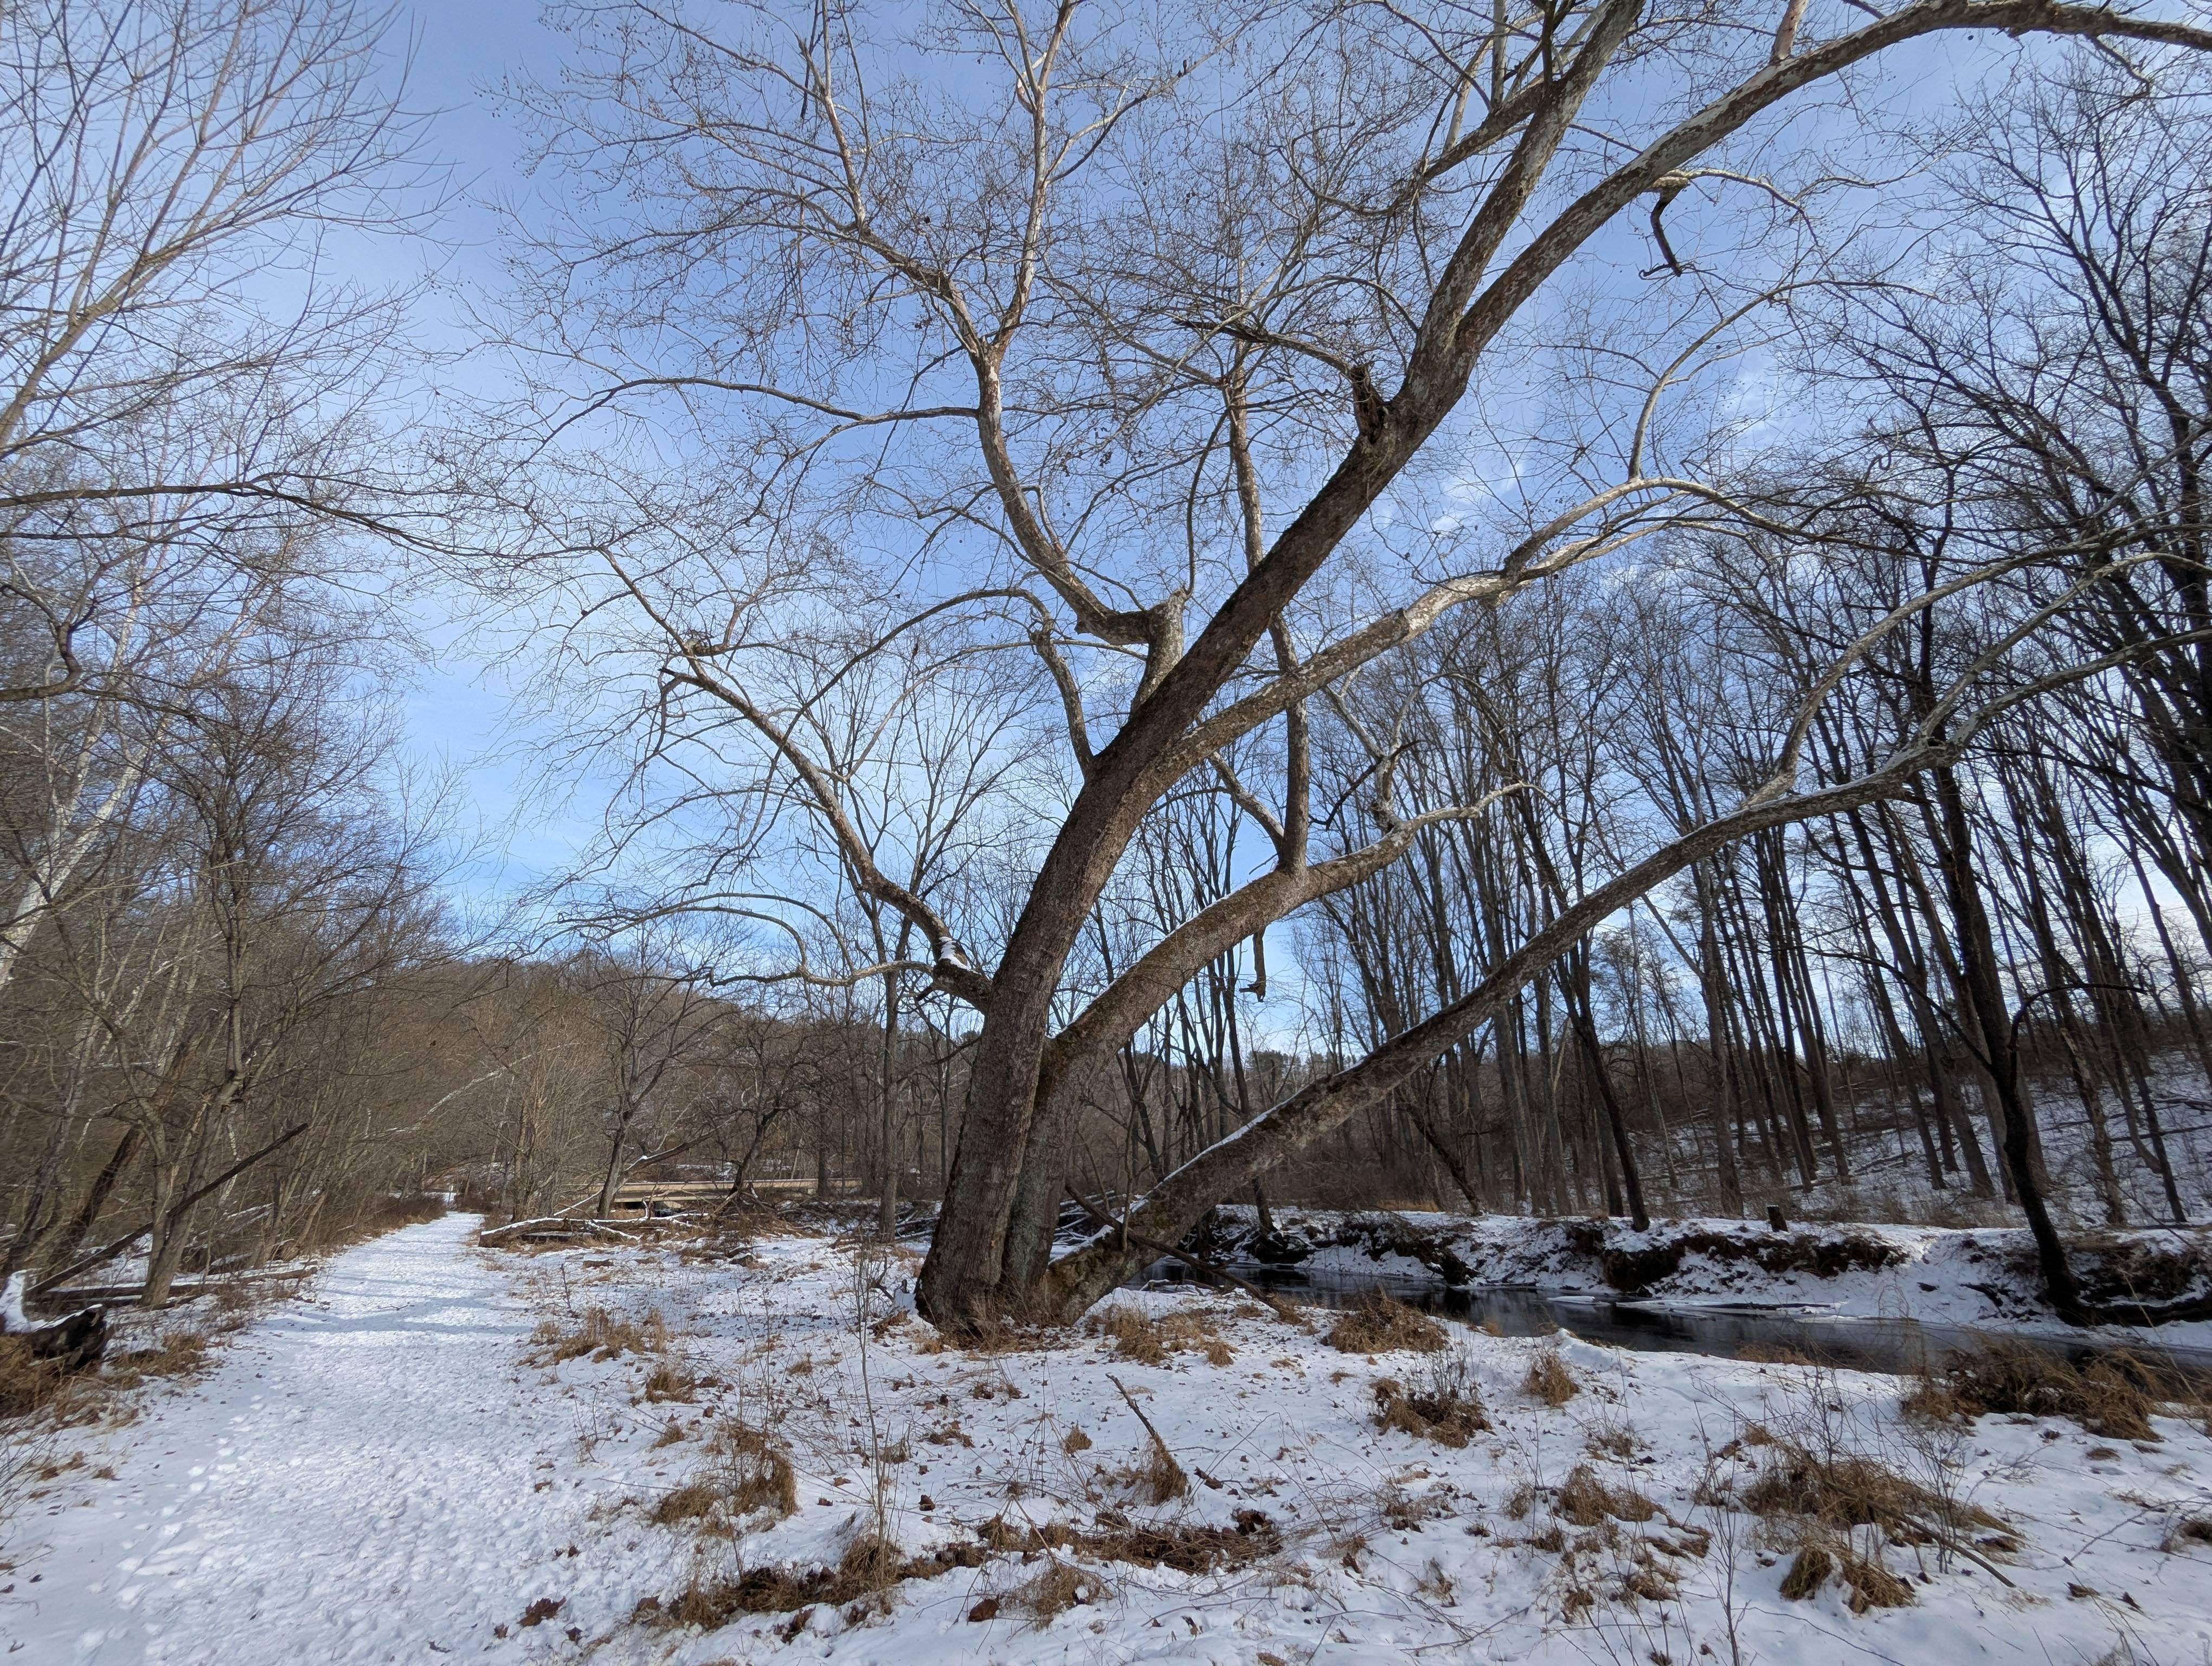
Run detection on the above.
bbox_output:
[3,1214,587,1664]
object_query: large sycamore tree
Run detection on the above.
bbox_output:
[484,0,2212,1329]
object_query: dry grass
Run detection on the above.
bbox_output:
[532,1305,668,1364]
[2162,1513,2212,1553]
[915,1313,1070,1356]
[1018,1557,1107,1622]
[650,1481,721,1525]
[1085,1305,1233,1366]
[1372,1348,1492,1449]
[980,1509,1281,1574]
[1906,1341,2159,1442]
[1109,1438,1189,1505]
[641,1538,987,1625]
[1522,1343,1577,1406]
[641,1419,798,1536]
[1744,1440,2006,1544]
[107,1327,209,1383]
[1778,1536,1915,1611]
[1324,1292,1446,1355]
[0,1338,65,1419]
[322,1193,448,1253]
[716,1421,799,1522]
[1778,1542,1831,1600]
[642,1360,696,1402]
[1554,1462,1657,1526]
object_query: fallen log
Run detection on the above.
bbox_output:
[1,1270,107,1373]
[477,1217,640,1246]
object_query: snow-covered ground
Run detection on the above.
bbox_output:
[9,1212,2212,1664]
[2,1215,580,1662]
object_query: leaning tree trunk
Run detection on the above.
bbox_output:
[1024,760,1979,1324]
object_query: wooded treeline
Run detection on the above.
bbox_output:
[9,1,2212,1322]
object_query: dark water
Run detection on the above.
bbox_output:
[1126,1260,2212,1379]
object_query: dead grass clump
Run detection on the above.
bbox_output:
[1744,1442,2004,1543]
[1522,1343,1577,1406]
[644,1540,987,1626]
[1778,1537,1914,1610]
[1618,1562,1678,1603]
[1325,1292,1446,1355]
[1372,1350,1492,1449]
[1839,1546,1914,1609]
[1019,1557,1107,1622]
[534,1306,666,1364]
[1911,1341,2159,1442]
[1778,1543,1831,1600]
[980,1510,1279,1574]
[1381,1487,1448,1532]
[1583,1416,1642,1460]
[1554,1463,1657,1526]
[643,1360,696,1402]
[716,1421,799,1521]
[650,1482,720,1525]
[1105,1373,1188,1503]
[1110,1439,1188,1505]
[916,1313,1069,1356]
[1085,1305,1232,1366]
[0,1338,65,1418]
[108,1327,209,1382]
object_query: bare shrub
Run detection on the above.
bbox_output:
[1325,1293,1446,1355]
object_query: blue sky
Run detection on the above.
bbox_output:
[385,0,581,914]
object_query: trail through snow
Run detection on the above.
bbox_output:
[3,1214,581,1664]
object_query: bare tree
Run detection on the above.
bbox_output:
[476,1,2212,1329]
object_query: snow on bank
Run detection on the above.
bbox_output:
[11,1213,2212,1664]
[1187,1206,2212,1343]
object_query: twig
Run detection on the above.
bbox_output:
[1107,1371,1189,1500]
